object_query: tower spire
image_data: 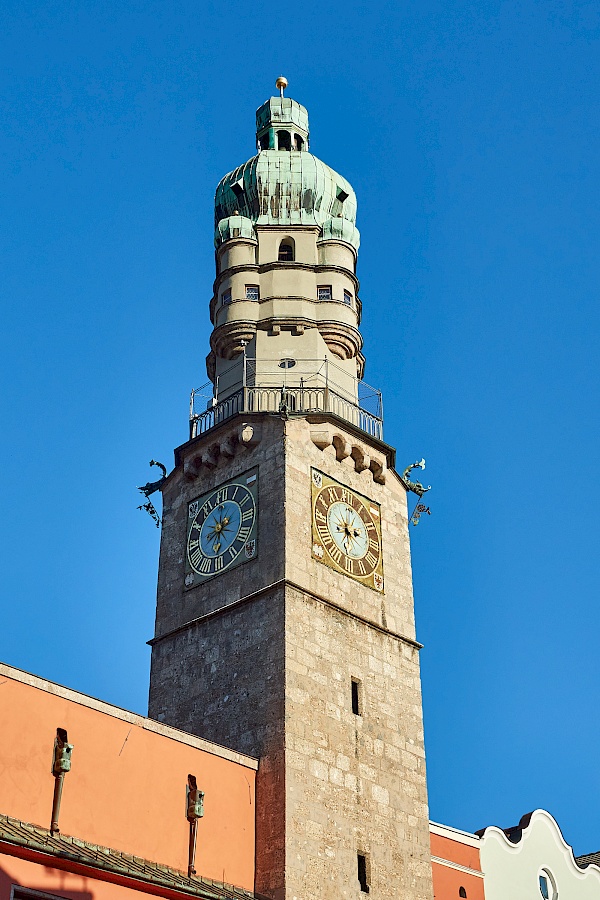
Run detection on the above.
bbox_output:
[276,75,288,98]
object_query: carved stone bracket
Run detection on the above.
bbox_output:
[210,321,257,360]
[316,321,362,360]
[183,422,262,481]
[310,427,386,484]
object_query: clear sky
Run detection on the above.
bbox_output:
[1,0,599,857]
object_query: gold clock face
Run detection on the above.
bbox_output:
[311,468,384,592]
[184,468,258,588]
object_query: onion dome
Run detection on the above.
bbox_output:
[214,93,360,250]
[214,214,256,247]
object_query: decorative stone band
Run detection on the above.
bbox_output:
[209,319,363,361]
[178,415,386,486]
[211,262,361,312]
[148,577,423,651]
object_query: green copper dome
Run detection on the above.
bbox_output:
[214,94,359,250]
[214,214,256,246]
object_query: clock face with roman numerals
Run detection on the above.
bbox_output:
[184,468,258,587]
[311,469,384,592]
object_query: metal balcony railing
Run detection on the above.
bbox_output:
[189,357,383,441]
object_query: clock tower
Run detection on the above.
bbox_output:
[148,81,433,900]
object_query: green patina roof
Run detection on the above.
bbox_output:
[256,96,309,143]
[215,214,256,246]
[214,95,359,250]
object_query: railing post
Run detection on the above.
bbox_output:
[242,346,248,412]
[187,358,383,441]
[189,390,196,440]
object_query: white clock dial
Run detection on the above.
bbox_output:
[327,501,368,559]
[311,469,384,591]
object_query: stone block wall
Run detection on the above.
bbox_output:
[148,412,433,900]
[284,584,431,900]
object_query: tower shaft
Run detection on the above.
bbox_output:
[148,84,433,900]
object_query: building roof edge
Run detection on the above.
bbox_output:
[0,661,258,770]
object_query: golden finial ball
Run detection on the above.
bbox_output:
[276,76,288,93]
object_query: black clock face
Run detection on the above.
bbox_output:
[184,468,258,587]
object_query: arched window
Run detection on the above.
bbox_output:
[293,134,304,151]
[278,239,294,261]
[459,889,467,898]
[277,130,291,151]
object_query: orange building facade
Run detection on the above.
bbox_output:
[0,657,489,900]
[430,822,485,900]
[0,662,258,900]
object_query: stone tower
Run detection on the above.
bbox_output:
[148,82,433,900]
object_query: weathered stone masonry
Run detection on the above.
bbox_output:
[149,416,432,900]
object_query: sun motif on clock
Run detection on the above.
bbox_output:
[184,468,258,587]
[311,469,384,591]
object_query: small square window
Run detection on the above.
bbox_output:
[343,290,352,306]
[222,288,232,305]
[318,286,332,301]
[245,285,259,301]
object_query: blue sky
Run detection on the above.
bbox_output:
[1,0,599,856]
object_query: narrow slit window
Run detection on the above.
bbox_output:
[343,290,352,306]
[357,853,370,893]
[318,285,332,301]
[351,679,361,716]
[459,889,467,899]
[222,288,232,305]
